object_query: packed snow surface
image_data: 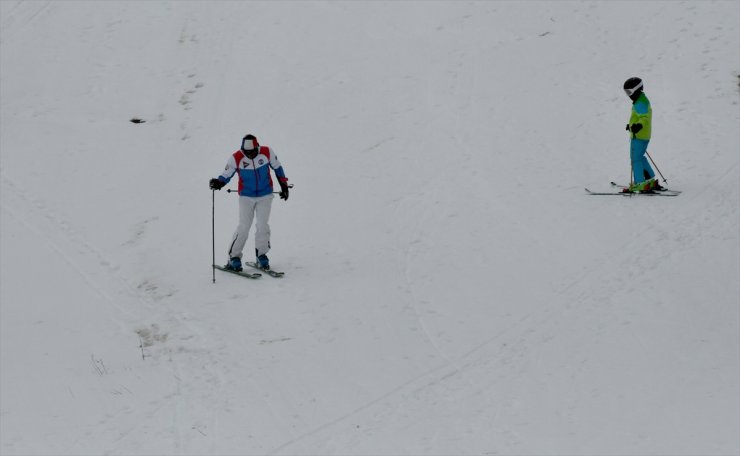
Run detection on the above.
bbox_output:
[1,1,738,455]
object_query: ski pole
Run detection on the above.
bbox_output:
[226,184,294,195]
[212,189,216,284]
[646,151,667,183]
[629,137,634,187]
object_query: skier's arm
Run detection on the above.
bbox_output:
[217,155,239,185]
[268,149,288,185]
[268,148,289,200]
[630,100,650,130]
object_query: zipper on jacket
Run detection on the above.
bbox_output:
[251,157,259,195]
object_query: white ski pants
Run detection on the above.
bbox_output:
[228,194,274,260]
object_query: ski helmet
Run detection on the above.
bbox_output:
[241,134,258,152]
[623,77,643,97]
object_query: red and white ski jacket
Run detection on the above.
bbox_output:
[217,146,288,197]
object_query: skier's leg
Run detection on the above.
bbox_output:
[254,195,274,257]
[630,139,651,184]
[641,142,655,180]
[228,197,256,259]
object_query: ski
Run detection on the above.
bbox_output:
[244,262,285,278]
[585,188,678,196]
[213,264,262,279]
[610,181,682,194]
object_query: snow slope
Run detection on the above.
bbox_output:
[1,1,738,454]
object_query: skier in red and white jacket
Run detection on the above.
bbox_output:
[209,134,289,271]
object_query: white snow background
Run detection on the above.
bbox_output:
[1,1,738,455]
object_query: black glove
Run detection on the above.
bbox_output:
[279,181,289,200]
[625,124,630,131]
[209,178,225,190]
[630,123,643,134]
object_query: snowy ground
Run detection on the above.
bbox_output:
[1,1,738,455]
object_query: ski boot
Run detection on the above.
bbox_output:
[651,180,665,191]
[224,257,242,272]
[627,178,658,193]
[257,254,270,270]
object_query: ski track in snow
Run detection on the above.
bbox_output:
[1,170,230,453]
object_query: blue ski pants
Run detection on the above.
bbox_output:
[630,138,655,184]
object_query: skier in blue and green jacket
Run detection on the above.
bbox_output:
[623,77,663,192]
